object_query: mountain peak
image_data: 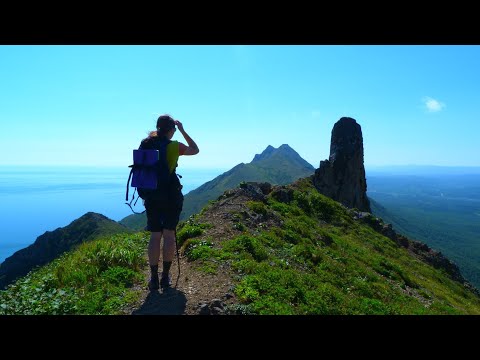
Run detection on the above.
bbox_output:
[251,144,311,166]
[252,145,276,162]
[167,144,315,220]
[278,143,293,150]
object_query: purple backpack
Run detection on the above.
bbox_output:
[125,149,159,214]
[125,139,172,214]
[131,149,160,189]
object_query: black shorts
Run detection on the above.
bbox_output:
[144,192,183,231]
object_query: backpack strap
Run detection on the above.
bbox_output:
[125,161,147,214]
[125,165,134,201]
[125,191,146,214]
[125,169,147,214]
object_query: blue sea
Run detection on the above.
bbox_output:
[0,165,227,264]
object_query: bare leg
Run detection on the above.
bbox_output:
[148,231,163,266]
[159,229,176,289]
[162,229,176,262]
[147,231,163,290]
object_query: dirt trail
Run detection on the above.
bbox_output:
[123,187,268,315]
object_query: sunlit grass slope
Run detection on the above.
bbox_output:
[0,233,148,315]
[2,177,480,315]
[177,178,480,314]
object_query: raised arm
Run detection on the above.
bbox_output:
[175,120,199,155]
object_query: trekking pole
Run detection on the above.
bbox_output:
[174,229,180,288]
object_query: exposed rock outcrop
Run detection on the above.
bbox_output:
[313,117,371,212]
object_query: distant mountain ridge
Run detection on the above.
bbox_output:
[182,144,315,218]
[0,212,132,289]
[120,144,315,230]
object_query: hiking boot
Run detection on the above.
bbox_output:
[160,273,171,290]
[148,274,159,291]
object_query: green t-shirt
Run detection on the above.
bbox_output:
[165,140,180,174]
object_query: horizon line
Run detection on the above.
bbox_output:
[1,164,480,169]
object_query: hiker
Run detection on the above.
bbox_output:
[138,114,199,291]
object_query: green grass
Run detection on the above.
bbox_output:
[0,232,148,315]
[187,177,480,314]
[176,216,213,247]
[3,176,480,315]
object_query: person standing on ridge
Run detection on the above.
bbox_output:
[138,114,199,291]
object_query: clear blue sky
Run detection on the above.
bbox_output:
[1,45,479,169]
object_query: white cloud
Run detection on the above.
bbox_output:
[423,96,446,112]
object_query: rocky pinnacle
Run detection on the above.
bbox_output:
[313,117,371,212]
